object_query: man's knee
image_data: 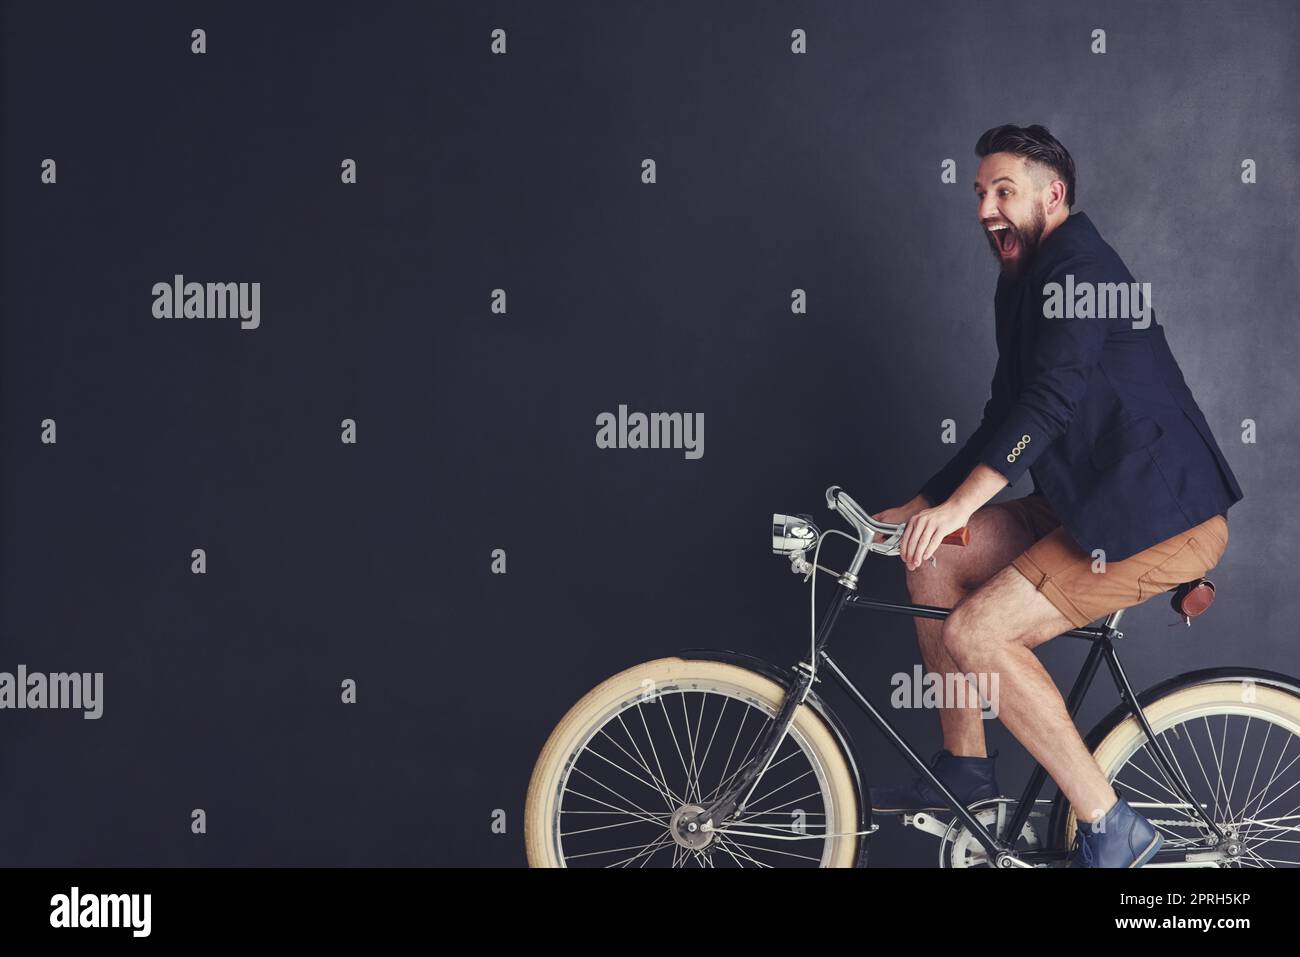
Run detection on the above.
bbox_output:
[941,600,990,666]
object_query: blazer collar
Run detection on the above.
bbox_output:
[1042,209,1094,252]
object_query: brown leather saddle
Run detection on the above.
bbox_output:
[1170,578,1216,624]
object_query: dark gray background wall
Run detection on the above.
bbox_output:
[1,0,1294,866]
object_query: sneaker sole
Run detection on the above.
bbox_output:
[1129,832,1165,868]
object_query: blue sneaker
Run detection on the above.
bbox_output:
[870,748,1002,815]
[1068,797,1164,868]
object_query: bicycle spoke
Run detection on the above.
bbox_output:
[610,714,683,809]
[692,696,729,805]
[1229,717,1272,840]
[566,765,667,825]
[571,834,671,864]
[681,691,708,803]
[1232,800,1300,852]
[621,832,676,868]
[1224,714,1248,816]
[708,704,752,807]
[715,836,822,863]
[700,717,769,805]
[701,728,805,810]
[740,767,817,817]
[582,742,687,813]
[736,792,827,821]
[1184,716,1227,824]
[562,815,674,838]
[656,695,699,805]
[1232,747,1300,836]
[712,833,764,867]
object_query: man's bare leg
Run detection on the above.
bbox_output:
[941,565,1119,822]
[903,503,1040,758]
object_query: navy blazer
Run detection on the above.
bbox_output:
[918,211,1243,563]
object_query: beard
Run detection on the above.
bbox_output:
[985,203,1047,279]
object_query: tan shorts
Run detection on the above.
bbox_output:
[1002,494,1229,628]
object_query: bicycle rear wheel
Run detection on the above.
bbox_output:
[1064,681,1300,866]
[524,657,861,867]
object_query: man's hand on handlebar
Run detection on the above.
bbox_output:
[870,492,932,529]
[897,499,974,571]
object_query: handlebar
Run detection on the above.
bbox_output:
[825,485,970,550]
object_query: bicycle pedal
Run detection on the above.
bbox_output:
[902,811,954,840]
[901,798,1051,839]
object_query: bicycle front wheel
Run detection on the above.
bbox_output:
[524,657,861,867]
[1064,680,1300,867]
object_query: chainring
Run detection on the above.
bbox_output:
[939,799,1046,868]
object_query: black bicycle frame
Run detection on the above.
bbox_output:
[694,580,1228,865]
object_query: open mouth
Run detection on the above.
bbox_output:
[987,222,1018,257]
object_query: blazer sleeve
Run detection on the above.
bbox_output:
[973,253,1117,486]
[917,348,1011,505]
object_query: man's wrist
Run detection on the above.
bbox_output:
[946,488,975,515]
[949,463,1008,516]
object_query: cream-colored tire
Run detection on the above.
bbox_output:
[524,656,861,867]
[1063,681,1300,866]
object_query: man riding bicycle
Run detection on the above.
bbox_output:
[868,124,1244,867]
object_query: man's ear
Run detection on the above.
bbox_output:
[1045,178,1068,215]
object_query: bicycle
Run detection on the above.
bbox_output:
[524,485,1300,867]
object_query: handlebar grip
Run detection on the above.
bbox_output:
[941,527,970,547]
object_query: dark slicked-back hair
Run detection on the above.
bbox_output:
[975,124,1076,208]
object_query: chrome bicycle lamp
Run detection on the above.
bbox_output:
[772,513,820,556]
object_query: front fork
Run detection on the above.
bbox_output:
[686,654,816,835]
[680,588,849,837]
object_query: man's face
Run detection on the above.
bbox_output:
[975,153,1049,278]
